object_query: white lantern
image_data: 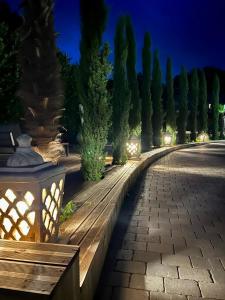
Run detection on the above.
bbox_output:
[163,132,172,146]
[126,136,141,158]
[0,135,65,242]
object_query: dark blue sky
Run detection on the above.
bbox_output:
[8,0,225,77]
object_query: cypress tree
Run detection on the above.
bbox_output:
[79,0,111,180]
[189,69,199,141]
[152,50,163,147]
[219,114,225,139]
[177,66,189,144]
[126,16,141,133]
[58,52,80,143]
[141,32,152,151]
[218,104,225,139]
[165,58,176,134]
[211,74,220,140]
[198,69,208,133]
[112,17,130,165]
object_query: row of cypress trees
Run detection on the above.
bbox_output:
[0,0,222,181]
[78,0,222,180]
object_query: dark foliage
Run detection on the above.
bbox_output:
[112,17,130,164]
[198,69,208,133]
[78,0,111,180]
[165,57,176,131]
[141,32,152,151]
[126,16,141,132]
[58,51,80,143]
[152,50,163,147]
[0,1,23,123]
[189,69,199,141]
[177,66,189,144]
[211,74,220,140]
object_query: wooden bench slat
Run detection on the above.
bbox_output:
[59,162,136,242]
[0,246,74,257]
[0,259,65,277]
[0,239,78,254]
[0,240,80,298]
[0,276,55,295]
[0,250,72,266]
[0,271,59,283]
[69,166,132,246]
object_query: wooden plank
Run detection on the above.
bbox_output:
[59,162,136,242]
[0,239,78,254]
[0,241,80,299]
[67,163,136,245]
[0,260,65,295]
[0,259,65,277]
[79,203,116,286]
[0,249,72,266]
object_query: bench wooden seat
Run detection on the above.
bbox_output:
[0,239,80,300]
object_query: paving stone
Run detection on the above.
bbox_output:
[117,249,133,261]
[190,256,223,271]
[178,267,212,282]
[127,226,149,234]
[199,282,225,299]
[132,215,150,221]
[210,269,225,284]
[139,221,159,228]
[133,250,161,263]
[112,287,149,300]
[150,292,186,300]
[107,272,130,287]
[161,236,186,248]
[124,233,136,241]
[174,246,202,257]
[115,261,145,274]
[137,233,160,243]
[147,263,178,278]
[187,297,215,300]
[162,254,191,267]
[164,278,200,297]
[220,257,225,270]
[130,274,163,292]
[147,242,174,254]
[130,220,138,227]
[123,241,147,251]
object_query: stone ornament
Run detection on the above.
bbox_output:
[7,134,44,167]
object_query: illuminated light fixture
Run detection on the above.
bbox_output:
[197,132,209,142]
[163,132,173,146]
[126,136,141,159]
[0,134,65,242]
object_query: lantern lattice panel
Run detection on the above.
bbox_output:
[0,189,35,241]
[42,179,64,242]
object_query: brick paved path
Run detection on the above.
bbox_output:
[95,142,225,300]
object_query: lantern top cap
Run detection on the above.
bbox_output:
[17,134,32,147]
[128,135,140,141]
[6,134,44,167]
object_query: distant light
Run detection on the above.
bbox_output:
[163,132,172,146]
[197,132,209,142]
[126,136,141,158]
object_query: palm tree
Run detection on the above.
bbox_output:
[19,0,64,159]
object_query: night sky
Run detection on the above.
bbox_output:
[7,0,225,77]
